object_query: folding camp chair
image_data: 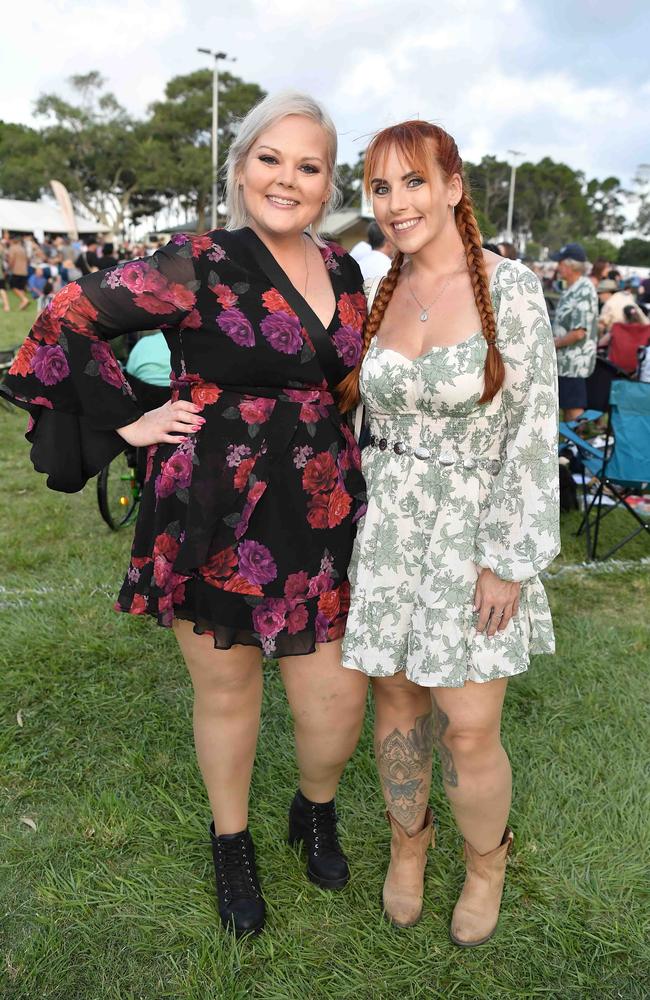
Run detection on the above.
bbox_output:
[585,355,628,412]
[559,381,650,560]
[608,322,650,375]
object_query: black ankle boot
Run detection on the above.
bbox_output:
[288,789,349,890]
[209,823,265,936]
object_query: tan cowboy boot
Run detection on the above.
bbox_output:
[450,827,514,947]
[382,807,435,928]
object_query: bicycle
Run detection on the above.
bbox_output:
[97,445,144,530]
[96,372,170,531]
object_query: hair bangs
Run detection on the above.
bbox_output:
[363,122,440,194]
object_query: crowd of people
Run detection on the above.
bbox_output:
[0,233,162,313]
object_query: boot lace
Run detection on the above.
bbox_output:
[215,837,259,901]
[309,801,341,856]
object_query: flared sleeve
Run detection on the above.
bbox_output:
[1,239,198,492]
[475,263,560,581]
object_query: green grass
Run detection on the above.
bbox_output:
[2,308,650,999]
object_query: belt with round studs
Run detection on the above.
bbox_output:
[368,435,501,472]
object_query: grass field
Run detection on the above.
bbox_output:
[1,304,649,999]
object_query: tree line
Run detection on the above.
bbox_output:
[2,69,650,264]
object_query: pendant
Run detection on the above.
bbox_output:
[420,310,429,322]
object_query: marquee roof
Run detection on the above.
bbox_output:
[0,197,109,235]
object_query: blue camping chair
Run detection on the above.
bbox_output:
[559,381,650,560]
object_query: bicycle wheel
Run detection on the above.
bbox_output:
[97,450,141,530]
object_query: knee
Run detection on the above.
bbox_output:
[194,663,260,714]
[373,674,430,714]
[296,689,367,737]
[442,722,502,764]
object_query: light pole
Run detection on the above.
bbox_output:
[505,149,524,244]
[197,47,236,230]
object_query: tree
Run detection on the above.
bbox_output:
[465,155,510,236]
[0,122,52,201]
[33,72,159,234]
[630,168,650,237]
[618,238,650,267]
[336,151,366,210]
[581,237,619,264]
[513,158,592,248]
[585,176,627,235]
[148,70,265,230]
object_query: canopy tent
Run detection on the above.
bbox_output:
[0,197,109,236]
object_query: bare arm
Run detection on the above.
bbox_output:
[554,327,586,349]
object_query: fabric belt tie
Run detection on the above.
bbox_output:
[171,375,334,405]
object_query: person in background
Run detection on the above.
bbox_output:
[589,259,610,288]
[38,278,55,313]
[637,276,650,317]
[349,238,371,264]
[75,238,100,276]
[60,258,82,285]
[125,331,172,421]
[98,243,119,270]
[7,237,30,311]
[27,266,47,300]
[0,250,10,312]
[597,278,649,350]
[359,220,395,282]
[496,241,517,260]
[550,243,599,420]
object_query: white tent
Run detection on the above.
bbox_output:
[0,197,109,236]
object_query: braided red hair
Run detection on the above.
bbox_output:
[336,121,504,412]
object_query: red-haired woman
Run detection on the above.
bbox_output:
[340,122,560,946]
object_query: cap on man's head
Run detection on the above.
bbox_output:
[550,242,587,262]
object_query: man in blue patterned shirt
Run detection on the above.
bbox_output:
[550,242,599,419]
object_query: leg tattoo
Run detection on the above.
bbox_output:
[432,699,458,787]
[376,713,433,829]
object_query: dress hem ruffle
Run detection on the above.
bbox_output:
[340,657,531,688]
[114,599,347,659]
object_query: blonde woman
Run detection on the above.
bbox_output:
[3,92,369,937]
[340,121,559,946]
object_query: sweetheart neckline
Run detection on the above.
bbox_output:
[370,330,484,363]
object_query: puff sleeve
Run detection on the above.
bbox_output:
[475,264,560,581]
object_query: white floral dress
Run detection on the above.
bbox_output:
[342,259,560,687]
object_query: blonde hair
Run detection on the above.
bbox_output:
[224,90,341,246]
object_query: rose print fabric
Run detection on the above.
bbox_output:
[3,228,367,657]
[342,260,560,687]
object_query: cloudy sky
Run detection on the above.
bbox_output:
[2,0,649,188]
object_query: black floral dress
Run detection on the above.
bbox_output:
[3,228,367,657]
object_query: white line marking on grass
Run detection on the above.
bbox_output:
[0,583,116,609]
[543,556,650,579]
[2,557,649,610]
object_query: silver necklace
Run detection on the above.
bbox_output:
[407,252,465,322]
